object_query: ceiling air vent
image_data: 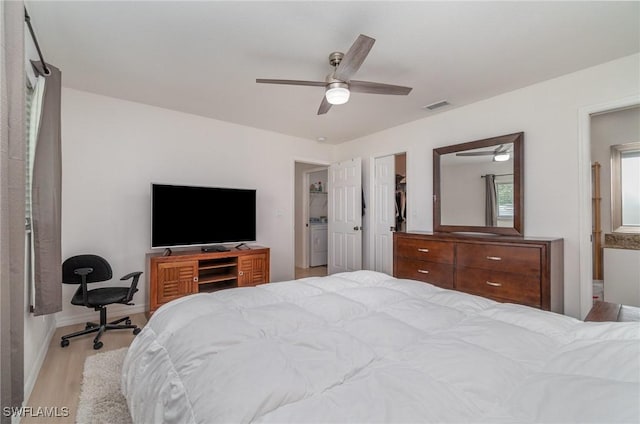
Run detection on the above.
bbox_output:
[423,100,450,111]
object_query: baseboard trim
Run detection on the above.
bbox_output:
[55,303,148,328]
[23,317,56,405]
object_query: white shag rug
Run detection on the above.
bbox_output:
[76,347,132,424]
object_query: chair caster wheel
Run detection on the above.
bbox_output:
[61,339,69,348]
[93,341,103,350]
[125,319,132,325]
[133,328,141,335]
[85,324,93,330]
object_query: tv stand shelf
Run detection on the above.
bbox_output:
[147,246,270,314]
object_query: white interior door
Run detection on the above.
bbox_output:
[373,155,395,274]
[328,158,362,274]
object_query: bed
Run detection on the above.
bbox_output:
[122,271,640,423]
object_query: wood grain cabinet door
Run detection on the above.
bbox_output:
[238,253,268,287]
[156,260,198,304]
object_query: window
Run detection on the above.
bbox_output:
[496,181,513,218]
[611,142,640,233]
[496,178,514,219]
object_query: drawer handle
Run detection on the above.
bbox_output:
[486,256,502,261]
[417,248,430,253]
[486,281,502,287]
[417,269,430,274]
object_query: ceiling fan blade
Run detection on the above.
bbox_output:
[256,79,326,87]
[456,151,495,156]
[317,96,332,115]
[349,80,412,95]
[334,34,375,82]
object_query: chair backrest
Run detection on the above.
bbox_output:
[62,254,113,284]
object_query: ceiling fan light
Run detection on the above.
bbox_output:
[325,82,350,105]
[494,153,510,162]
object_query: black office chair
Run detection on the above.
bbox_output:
[60,254,142,350]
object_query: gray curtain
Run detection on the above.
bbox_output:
[484,174,497,227]
[0,1,26,417]
[30,61,62,316]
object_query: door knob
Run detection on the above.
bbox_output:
[353,226,362,231]
[390,226,396,231]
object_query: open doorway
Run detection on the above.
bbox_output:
[294,161,329,279]
[578,95,640,318]
[395,153,408,232]
[589,106,640,306]
[372,152,407,275]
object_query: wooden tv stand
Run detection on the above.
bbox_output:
[147,246,270,314]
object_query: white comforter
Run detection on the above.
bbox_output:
[122,271,640,423]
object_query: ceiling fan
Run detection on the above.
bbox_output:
[256,34,412,115]
[456,144,512,162]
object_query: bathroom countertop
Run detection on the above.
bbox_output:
[604,233,640,250]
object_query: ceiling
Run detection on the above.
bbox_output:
[26,1,640,144]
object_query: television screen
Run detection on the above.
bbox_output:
[151,184,256,248]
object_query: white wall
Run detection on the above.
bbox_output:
[23,290,55,404]
[56,88,333,325]
[334,53,640,318]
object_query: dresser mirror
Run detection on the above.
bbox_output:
[433,132,524,235]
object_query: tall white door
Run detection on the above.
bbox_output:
[328,158,362,274]
[373,155,396,274]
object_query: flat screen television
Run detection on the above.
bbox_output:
[151,184,256,249]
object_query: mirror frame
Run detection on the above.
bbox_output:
[433,132,524,236]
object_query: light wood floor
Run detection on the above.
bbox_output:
[24,313,147,424]
[295,266,327,279]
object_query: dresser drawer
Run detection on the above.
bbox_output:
[395,237,454,264]
[456,243,541,275]
[456,267,541,307]
[395,258,454,289]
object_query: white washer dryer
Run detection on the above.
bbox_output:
[309,223,328,267]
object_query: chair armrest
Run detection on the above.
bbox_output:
[120,271,143,281]
[121,271,143,303]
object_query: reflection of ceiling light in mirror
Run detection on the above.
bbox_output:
[494,153,510,162]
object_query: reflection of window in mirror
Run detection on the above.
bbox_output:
[495,175,514,227]
[611,142,640,233]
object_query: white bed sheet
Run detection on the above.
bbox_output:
[122,271,640,423]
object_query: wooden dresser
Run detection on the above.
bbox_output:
[394,232,563,313]
[147,246,270,314]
